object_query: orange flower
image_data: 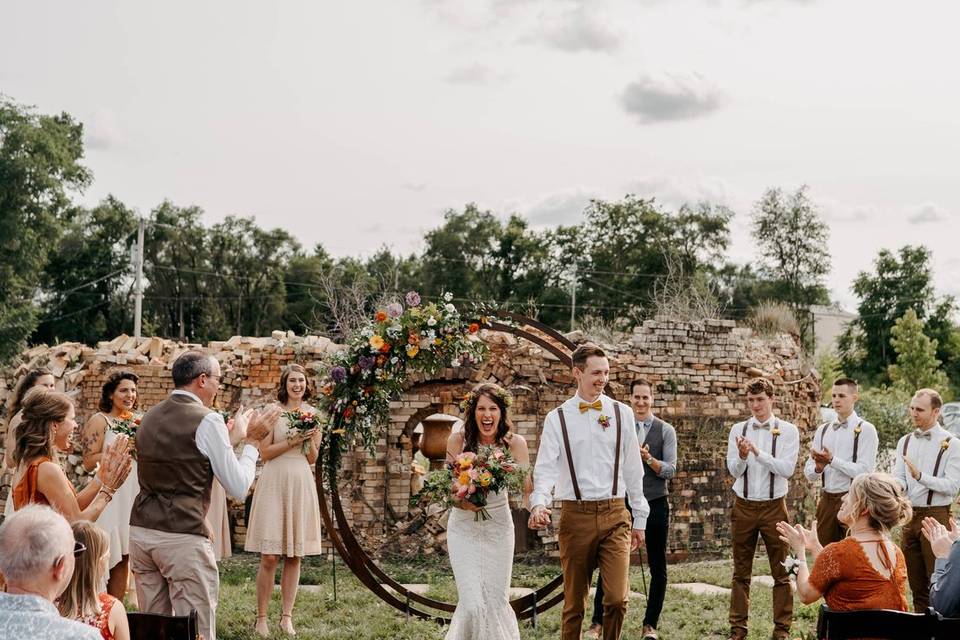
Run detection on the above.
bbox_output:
[408,333,420,345]
[468,323,480,334]
[369,335,385,350]
[379,343,391,353]
[119,410,134,421]
[321,384,334,396]
[343,406,355,421]
[406,345,420,358]
[458,471,472,486]
[375,310,388,322]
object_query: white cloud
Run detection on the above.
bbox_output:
[532,7,622,53]
[620,72,725,123]
[443,64,505,85]
[82,108,124,151]
[516,187,600,226]
[908,203,952,225]
[401,182,428,192]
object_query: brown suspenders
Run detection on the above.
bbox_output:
[902,433,954,505]
[557,403,624,501]
[740,419,779,500]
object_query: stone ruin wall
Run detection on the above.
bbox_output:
[0,319,820,560]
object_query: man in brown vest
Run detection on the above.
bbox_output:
[129,351,280,640]
[528,344,649,640]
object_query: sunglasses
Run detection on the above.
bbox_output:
[74,541,86,557]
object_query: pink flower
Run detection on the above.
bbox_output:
[405,291,421,307]
[386,302,403,318]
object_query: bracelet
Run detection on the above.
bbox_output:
[97,488,114,502]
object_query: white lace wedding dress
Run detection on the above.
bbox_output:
[445,489,520,640]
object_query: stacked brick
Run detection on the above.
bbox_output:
[1,317,819,561]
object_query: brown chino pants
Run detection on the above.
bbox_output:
[901,505,952,612]
[729,497,793,639]
[815,491,848,546]
[558,498,632,640]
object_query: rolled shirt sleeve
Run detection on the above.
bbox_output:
[622,411,649,530]
[656,423,677,480]
[530,410,562,510]
[195,412,259,500]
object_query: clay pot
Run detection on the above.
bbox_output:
[418,415,459,468]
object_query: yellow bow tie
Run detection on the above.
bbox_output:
[579,400,603,413]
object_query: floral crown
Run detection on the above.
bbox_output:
[459,387,513,413]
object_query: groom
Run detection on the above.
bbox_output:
[529,344,649,640]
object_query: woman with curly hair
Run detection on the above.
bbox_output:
[3,368,56,475]
[443,382,531,640]
[79,370,141,600]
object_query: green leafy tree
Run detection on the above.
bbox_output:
[0,97,91,359]
[750,185,830,350]
[887,308,950,394]
[815,350,845,403]
[857,386,912,457]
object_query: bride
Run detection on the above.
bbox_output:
[444,383,532,640]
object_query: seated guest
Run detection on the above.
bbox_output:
[0,504,101,639]
[922,516,960,617]
[11,388,131,520]
[777,472,912,610]
[59,520,130,640]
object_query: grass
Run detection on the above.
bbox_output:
[210,552,823,639]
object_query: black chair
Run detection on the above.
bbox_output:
[127,609,199,640]
[816,604,935,640]
[933,611,960,640]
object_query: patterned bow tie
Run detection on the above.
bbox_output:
[579,400,603,413]
[833,421,848,430]
[914,429,933,440]
[753,421,770,430]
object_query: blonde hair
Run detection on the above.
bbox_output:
[13,389,73,467]
[58,521,110,619]
[846,472,912,533]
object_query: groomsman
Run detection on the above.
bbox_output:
[803,377,878,544]
[894,388,960,612]
[586,378,677,640]
[725,378,799,640]
[529,344,650,640]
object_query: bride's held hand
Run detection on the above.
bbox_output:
[456,499,482,513]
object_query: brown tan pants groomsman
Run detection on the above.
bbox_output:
[529,344,649,640]
[803,378,878,545]
[894,388,960,611]
[725,378,799,640]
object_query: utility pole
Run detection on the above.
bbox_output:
[133,216,145,340]
[569,265,577,330]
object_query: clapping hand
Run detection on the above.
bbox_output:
[922,517,960,559]
[810,446,833,466]
[776,520,820,556]
[735,436,753,460]
[528,504,552,530]
[98,435,133,491]
[903,455,922,481]
[247,405,282,444]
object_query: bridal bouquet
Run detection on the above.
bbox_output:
[110,411,141,457]
[282,409,323,453]
[412,445,527,521]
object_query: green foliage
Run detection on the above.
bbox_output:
[815,350,845,404]
[746,301,800,337]
[0,96,91,358]
[750,185,830,349]
[887,308,950,394]
[857,386,912,454]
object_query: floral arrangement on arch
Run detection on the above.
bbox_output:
[316,290,489,471]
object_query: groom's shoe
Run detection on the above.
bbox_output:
[584,623,602,639]
[641,624,659,639]
[727,629,748,640]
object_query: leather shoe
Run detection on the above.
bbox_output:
[642,624,659,639]
[583,623,602,639]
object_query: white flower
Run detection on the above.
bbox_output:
[427,316,437,327]
[390,356,399,365]
[443,292,453,302]
[445,303,456,314]
[451,359,461,367]
[361,327,374,338]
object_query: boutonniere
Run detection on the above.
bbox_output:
[854,424,862,434]
[598,414,611,430]
[771,427,781,436]
[781,555,800,577]
[941,439,951,451]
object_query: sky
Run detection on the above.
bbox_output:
[3,0,959,310]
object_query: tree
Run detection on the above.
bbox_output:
[839,245,958,385]
[750,185,830,350]
[0,97,91,359]
[887,308,950,394]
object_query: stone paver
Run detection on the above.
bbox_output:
[672,582,731,596]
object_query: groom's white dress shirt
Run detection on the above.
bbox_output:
[726,414,799,501]
[531,393,650,529]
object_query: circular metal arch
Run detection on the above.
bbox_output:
[315,311,575,623]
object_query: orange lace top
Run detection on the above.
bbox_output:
[809,537,908,611]
[12,457,76,510]
[76,592,119,640]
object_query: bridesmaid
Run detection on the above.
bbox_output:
[3,367,57,512]
[244,364,323,636]
[80,370,141,601]
[11,388,131,520]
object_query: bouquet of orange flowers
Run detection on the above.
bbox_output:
[110,411,141,457]
[282,410,323,453]
[412,445,527,521]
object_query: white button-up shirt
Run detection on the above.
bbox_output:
[803,411,879,493]
[531,394,650,529]
[726,415,799,501]
[894,424,960,507]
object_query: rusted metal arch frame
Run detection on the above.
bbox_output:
[314,313,575,623]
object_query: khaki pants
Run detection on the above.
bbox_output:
[130,526,219,640]
[901,505,952,612]
[558,498,632,640]
[729,497,792,639]
[815,491,848,546]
